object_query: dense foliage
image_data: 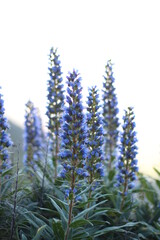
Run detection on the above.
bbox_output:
[0,48,160,240]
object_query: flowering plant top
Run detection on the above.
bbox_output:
[0,88,12,172]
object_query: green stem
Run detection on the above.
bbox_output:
[120,177,127,212]
[54,76,59,179]
[65,198,73,240]
[120,160,129,211]
[0,157,2,203]
[65,85,79,239]
[108,100,113,170]
[108,137,113,170]
[41,141,49,206]
[65,170,75,240]
[55,132,59,179]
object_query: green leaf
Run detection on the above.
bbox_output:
[73,236,93,240]
[32,225,48,240]
[154,168,160,177]
[38,207,57,214]
[89,209,109,219]
[95,224,127,236]
[21,233,28,240]
[75,199,107,220]
[72,230,90,239]
[48,196,67,226]
[138,233,147,239]
[154,222,160,230]
[94,221,159,237]
[16,208,53,239]
[2,165,16,177]
[139,177,156,204]
[155,179,160,189]
[2,173,24,186]
[70,219,93,228]
[108,169,116,181]
[90,220,109,225]
[47,194,68,210]
[52,220,64,240]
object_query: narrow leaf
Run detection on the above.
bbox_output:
[70,219,93,228]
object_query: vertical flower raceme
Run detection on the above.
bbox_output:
[116,107,138,210]
[46,47,64,178]
[59,70,88,240]
[102,60,119,170]
[86,86,104,194]
[0,88,12,171]
[24,100,44,176]
[0,88,12,197]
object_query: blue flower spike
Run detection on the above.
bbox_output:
[24,100,44,177]
[116,107,138,211]
[46,47,64,178]
[0,87,12,175]
[86,86,104,194]
[60,70,89,240]
[102,60,119,169]
[59,70,88,196]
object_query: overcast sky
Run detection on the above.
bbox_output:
[0,0,160,176]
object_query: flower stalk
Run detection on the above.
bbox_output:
[0,88,12,201]
[86,86,104,207]
[102,60,119,170]
[24,100,44,179]
[115,107,138,211]
[59,70,88,239]
[46,47,64,179]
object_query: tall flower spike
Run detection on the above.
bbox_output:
[102,60,119,170]
[86,86,104,194]
[59,70,88,240]
[0,87,12,197]
[116,107,138,211]
[24,100,44,177]
[46,47,64,178]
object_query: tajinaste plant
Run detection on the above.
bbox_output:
[102,60,119,170]
[59,70,88,240]
[24,100,44,177]
[86,86,104,197]
[46,47,64,178]
[116,107,138,211]
[0,87,12,199]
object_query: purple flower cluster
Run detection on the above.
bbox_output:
[116,107,138,195]
[0,88,12,173]
[46,47,64,137]
[24,100,44,173]
[46,47,64,178]
[102,60,119,167]
[86,86,104,190]
[59,70,88,200]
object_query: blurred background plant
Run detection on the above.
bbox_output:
[46,47,64,179]
[102,60,119,176]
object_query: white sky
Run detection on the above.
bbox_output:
[0,0,160,176]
